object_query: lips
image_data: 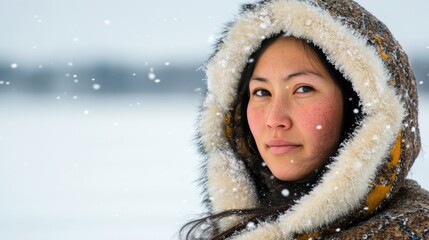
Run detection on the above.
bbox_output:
[266,140,301,154]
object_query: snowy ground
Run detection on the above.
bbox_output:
[0,94,428,240]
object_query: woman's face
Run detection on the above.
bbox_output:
[247,37,344,181]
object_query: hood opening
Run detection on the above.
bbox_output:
[224,33,364,208]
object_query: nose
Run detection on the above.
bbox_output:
[266,99,292,129]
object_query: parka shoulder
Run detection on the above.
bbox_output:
[329,180,429,239]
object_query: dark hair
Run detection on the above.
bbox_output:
[180,34,362,240]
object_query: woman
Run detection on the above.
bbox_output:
[182,0,429,239]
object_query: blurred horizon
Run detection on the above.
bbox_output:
[0,54,428,96]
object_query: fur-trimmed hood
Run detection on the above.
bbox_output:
[197,0,421,239]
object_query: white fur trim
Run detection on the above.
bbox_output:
[201,0,404,238]
[200,94,258,214]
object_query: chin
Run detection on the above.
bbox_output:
[271,165,315,182]
[273,171,306,182]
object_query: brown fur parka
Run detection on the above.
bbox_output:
[195,0,429,239]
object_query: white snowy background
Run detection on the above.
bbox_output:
[0,1,428,239]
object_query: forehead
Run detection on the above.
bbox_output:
[253,37,327,75]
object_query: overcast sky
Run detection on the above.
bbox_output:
[0,0,427,65]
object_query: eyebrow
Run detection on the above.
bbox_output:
[250,70,323,82]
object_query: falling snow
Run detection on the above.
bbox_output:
[148,68,156,80]
[148,73,156,80]
[246,222,256,230]
[33,15,43,23]
[281,188,290,197]
[93,84,101,90]
[208,35,216,44]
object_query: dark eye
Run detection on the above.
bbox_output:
[253,89,271,97]
[295,86,313,93]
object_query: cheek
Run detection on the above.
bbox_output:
[300,98,343,146]
[247,105,266,141]
[247,106,259,136]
